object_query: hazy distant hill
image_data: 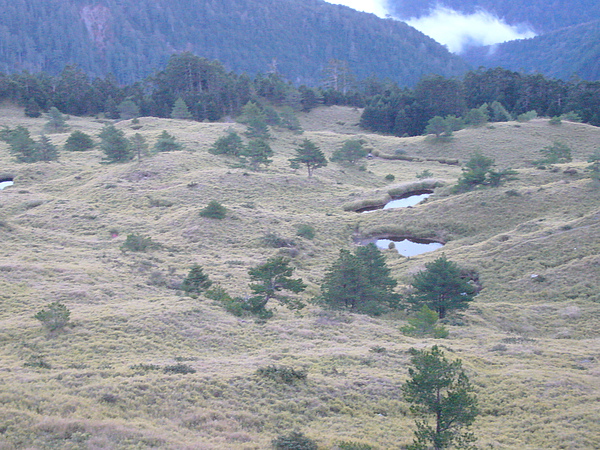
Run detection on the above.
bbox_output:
[0,0,468,85]
[387,0,600,33]
[462,20,600,81]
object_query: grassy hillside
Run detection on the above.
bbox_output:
[0,104,599,449]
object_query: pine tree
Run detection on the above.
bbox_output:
[153,130,182,152]
[409,255,475,319]
[44,107,68,133]
[0,126,38,163]
[330,139,368,164]
[34,135,59,161]
[24,97,42,118]
[289,139,327,177]
[240,139,273,170]
[118,99,140,120]
[130,133,149,162]
[98,124,132,163]
[320,244,399,315]
[64,130,94,152]
[171,97,192,120]
[208,131,244,156]
[181,264,212,294]
[402,346,478,449]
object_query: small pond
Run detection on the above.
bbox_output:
[358,190,433,213]
[0,180,14,190]
[374,237,444,257]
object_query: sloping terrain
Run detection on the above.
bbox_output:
[0,105,599,448]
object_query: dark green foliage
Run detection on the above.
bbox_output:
[336,442,375,450]
[463,104,489,127]
[24,97,41,118]
[153,130,182,152]
[295,224,315,240]
[199,200,227,219]
[490,101,512,122]
[44,107,68,133]
[454,153,517,193]
[0,126,58,163]
[330,139,368,164]
[118,99,139,120]
[272,431,317,450]
[163,363,196,374]
[517,110,538,122]
[64,130,94,152]
[99,125,133,163]
[181,264,212,294]
[24,355,52,369]
[130,133,149,162]
[34,302,70,331]
[240,102,271,139]
[320,244,400,316]
[120,233,158,252]
[416,169,434,179]
[402,345,478,449]
[385,174,395,182]
[247,257,307,317]
[409,255,476,319]
[279,106,302,132]
[170,97,192,120]
[289,139,328,177]
[257,365,307,384]
[536,141,573,165]
[208,131,244,156]
[241,139,273,170]
[34,135,59,162]
[424,116,451,138]
[401,305,449,338]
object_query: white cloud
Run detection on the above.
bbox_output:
[324,0,388,18]
[403,6,536,53]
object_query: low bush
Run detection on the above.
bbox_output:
[199,200,227,219]
[272,432,317,450]
[120,233,158,252]
[34,301,70,331]
[295,224,315,240]
[257,365,307,384]
[163,363,196,374]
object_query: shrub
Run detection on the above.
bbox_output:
[64,130,94,152]
[153,130,183,152]
[120,233,158,252]
[181,264,212,294]
[208,131,244,156]
[296,224,315,240]
[336,441,375,450]
[536,142,572,165]
[384,174,395,182]
[163,363,196,374]
[272,432,317,450]
[517,110,538,122]
[257,365,307,384]
[416,169,433,179]
[262,233,295,248]
[34,301,71,331]
[199,200,227,219]
[401,305,449,338]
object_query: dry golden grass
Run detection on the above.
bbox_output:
[0,104,599,449]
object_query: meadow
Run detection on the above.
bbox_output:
[0,103,599,449]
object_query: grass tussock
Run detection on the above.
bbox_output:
[0,104,599,449]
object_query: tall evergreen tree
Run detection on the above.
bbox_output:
[208,131,244,156]
[171,97,192,120]
[44,107,68,133]
[0,126,38,163]
[289,139,327,177]
[402,346,478,449]
[240,139,273,170]
[409,255,475,319]
[99,124,132,163]
[34,135,59,161]
[153,130,182,152]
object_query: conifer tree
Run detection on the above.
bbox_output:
[64,130,94,152]
[402,346,478,449]
[118,99,140,120]
[181,264,212,294]
[409,255,475,319]
[99,124,132,163]
[330,139,367,164]
[24,97,41,118]
[130,133,149,162]
[153,130,182,152]
[171,97,192,120]
[34,135,59,161]
[289,139,327,177]
[208,131,244,156]
[241,139,273,170]
[44,107,68,133]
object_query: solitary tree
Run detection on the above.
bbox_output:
[320,244,400,315]
[199,200,227,219]
[240,139,273,170]
[409,255,476,319]
[99,124,132,163]
[290,139,327,177]
[171,97,192,120]
[181,264,212,294]
[129,133,149,162]
[425,116,451,138]
[454,153,517,193]
[44,107,68,133]
[64,130,94,152]
[153,130,182,152]
[330,139,368,164]
[246,257,307,318]
[34,135,59,161]
[208,131,244,156]
[402,346,478,449]
[34,302,71,331]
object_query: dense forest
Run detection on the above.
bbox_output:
[463,20,600,81]
[388,0,600,33]
[0,0,468,85]
[2,53,599,137]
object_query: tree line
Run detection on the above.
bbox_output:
[2,54,599,134]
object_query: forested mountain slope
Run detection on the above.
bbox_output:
[462,20,600,81]
[0,0,468,85]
